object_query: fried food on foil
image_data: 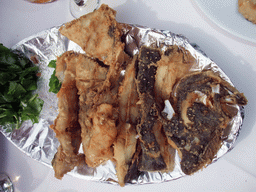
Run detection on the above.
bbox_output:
[50,51,85,179]
[51,45,247,185]
[155,45,196,104]
[75,54,120,167]
[118,56,139,125]
[84,103,118,167]
[113,123,137,187]
[162,70,248,175]
[59,4,126,65]
[135,46,167,171]
[113,58,138,186]
[50,4,248,186]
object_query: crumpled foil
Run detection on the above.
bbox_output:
[0,24,244,185]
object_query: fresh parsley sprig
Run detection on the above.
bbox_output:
[48,60,62,94]
[0,43,44,131]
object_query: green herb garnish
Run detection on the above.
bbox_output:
[0,43,44,131]
[48,60,61,94]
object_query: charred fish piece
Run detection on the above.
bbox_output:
[162,70,247,175]
[123,140,143,184]
[136,46,166,171]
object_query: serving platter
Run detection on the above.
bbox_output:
[0,22,245,186]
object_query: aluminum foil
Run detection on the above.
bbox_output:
[0,23,244,185]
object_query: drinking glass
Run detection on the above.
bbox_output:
[0,173,13,192]
[70,0,100,18]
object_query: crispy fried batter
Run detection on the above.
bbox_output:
[113,123,137,187]
[59,4,126,65]
[85,103,118,167]
[153,120,176,172]
[51,146,84,179]
[119,56,140,125]
[112,57,139,186]
[74,54,120,167]
[50,51,84,179]
[136,46,167,171]
[51,4,248,185]
[162,71,247,175]
[155,45,196,104]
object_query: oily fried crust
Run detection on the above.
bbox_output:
[136,46,167,171]
[113,123,137,187]
[155,45,195,104]
[74,55,119,168]
[84,103,118,167]
[162,70,248,175]
[51,146,85,179]
[238,0,256,24]
[112,57,139,186]
[53,3,248,183]
[174,71,248,109]
[50,51,84,179]
[118,56,140,125]
[59,4,125,65]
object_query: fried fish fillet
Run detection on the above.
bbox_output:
[53,4,248,183]
[75,54,120,167]
[162,71,247,175]
[85,103,118,167]
[59,4,126,65]
[155,45,196,104]
[113,123,137,187]
[51,51,84,179]
[153,120,176,172]
[136,46,167,171]
[119,56,140,125]
[112,57,139,186]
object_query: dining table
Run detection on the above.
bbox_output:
[0,0,256,191]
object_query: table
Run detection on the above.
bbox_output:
[0,0,256,191]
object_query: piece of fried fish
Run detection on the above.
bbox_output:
[75,54,121,168]
[51,51,85,179]
[135,46,167,171]
[155,45,196,105]
[113,57,139,186]
[162,70,247,175]
[59,4,126,66]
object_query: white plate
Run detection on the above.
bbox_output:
[193,0,256,44]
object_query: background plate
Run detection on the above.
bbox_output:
[193,0,256,44]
